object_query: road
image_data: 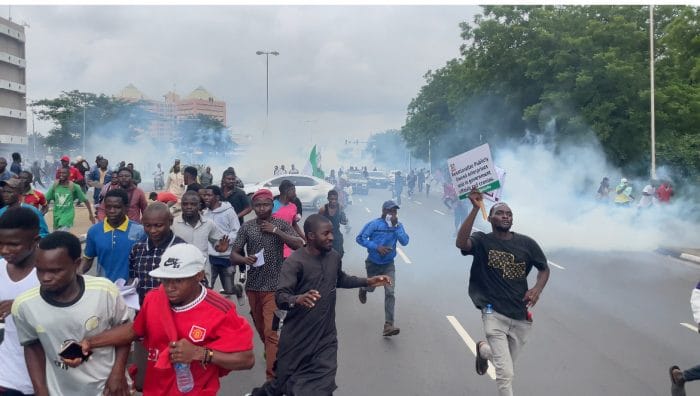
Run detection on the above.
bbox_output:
[218,186,700,396]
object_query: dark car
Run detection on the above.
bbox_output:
[346,171,369,195]
[367,170,389,188]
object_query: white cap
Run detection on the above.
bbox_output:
[643,185,654,194]
[621,178,628,183]
[149,244,206,279]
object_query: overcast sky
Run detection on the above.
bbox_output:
[10,5,478,143]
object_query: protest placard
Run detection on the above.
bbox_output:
[448,144,501,219]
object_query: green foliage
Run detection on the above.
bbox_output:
[402,5,700,183]
[174,114,235,157]
[33,90,150,152]
[364,129,408,167]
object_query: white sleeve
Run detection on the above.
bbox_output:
[690,286,700,324]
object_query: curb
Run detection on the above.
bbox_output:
[657,248,700,264]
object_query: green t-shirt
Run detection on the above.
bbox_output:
[45,182,87,229]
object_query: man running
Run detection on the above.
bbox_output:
[11,231,132,396]
[248,215,392,396]
[70,243,255,396]
[46,167,96,231]
[455,190,550,396]
[356,200,409,337]
[81,189,145,282]
[116,167,148,223]
[319,190,348,257]
[0,207,42,396]
[230,189,305,380]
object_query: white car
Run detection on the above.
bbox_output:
[244,174,335,209]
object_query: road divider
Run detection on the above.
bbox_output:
[446,315,495,379]
[396,247,412,264]
[434,209,446,216]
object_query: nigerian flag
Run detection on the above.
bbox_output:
[303,145,325,179]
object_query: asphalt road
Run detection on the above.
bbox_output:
[215,186,700,396]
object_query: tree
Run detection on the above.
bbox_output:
[402,5,700,182]
[33,90,150,153]
[174,114,236,159]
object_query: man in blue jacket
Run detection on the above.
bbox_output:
[356,200,409,336]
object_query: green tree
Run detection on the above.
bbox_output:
[33,90,150,152]
[175,114,235,158]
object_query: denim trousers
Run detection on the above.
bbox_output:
[362,260,395,324]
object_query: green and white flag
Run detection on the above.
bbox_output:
[303,145,325,179]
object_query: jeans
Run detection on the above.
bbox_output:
[480,310,532,396]
[209,256,233,294]
[247,291,279,380]
[362,260,395,324]
[0,388,33,396]
[684,364,700,381]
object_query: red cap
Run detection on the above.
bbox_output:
[60,155,70,162]
[252,189,274,202]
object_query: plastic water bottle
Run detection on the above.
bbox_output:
[173,362,194,393]
[485,304,493,314]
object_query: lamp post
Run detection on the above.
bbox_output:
[255,50,279,121]
[649,5,657,180]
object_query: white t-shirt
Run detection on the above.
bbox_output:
[0,259,39,395]
[12,275,132,396]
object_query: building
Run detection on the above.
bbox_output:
[115,85,226,139]
[0,16,26,156]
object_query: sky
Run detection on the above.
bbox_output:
[9,5,479,143]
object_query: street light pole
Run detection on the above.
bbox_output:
[649,5,657,180]
[82,104,86,155]
[256,50,280,132]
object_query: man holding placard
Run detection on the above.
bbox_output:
[455,189,550,396]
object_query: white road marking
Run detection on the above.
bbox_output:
[396,247,412,264]
[414,200,422,205]
[548,260,565,270]
[681,322,698,332]
[365,207,371,213]
[434,209,446,216]
[446,316,496,379]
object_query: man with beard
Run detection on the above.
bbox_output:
[230,189,304,381]
[165,160,185,198]
[455,191,550,396]
[0,207,41,396]
[247,215,391,396]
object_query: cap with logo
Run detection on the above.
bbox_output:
[148,243,206,279]
[382,200,400,211]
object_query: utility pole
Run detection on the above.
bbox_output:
[82,104,86,155]
[428,139,432,174]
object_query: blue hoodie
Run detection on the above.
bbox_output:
[356,217,409,265]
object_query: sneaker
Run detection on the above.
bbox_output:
[383,322,400,337]
[359,288,367,304]
[475,341,489,375]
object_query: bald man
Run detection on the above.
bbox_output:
[455,192,550,396]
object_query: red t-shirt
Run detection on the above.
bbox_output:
[55,166,83,181]
[133,286,253,396]
[157,191,178,204]
[22,189,47,209]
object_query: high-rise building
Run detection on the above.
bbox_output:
[115,84,226,139]
[0,17,26,156]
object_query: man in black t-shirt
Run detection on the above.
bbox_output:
[222,168,253,283]
[455,190,550,396]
